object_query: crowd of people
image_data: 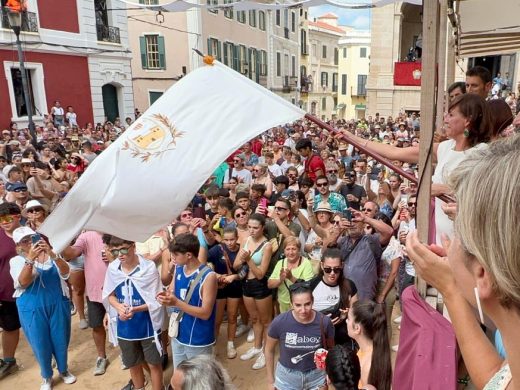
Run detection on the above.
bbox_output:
[0,64,519,390]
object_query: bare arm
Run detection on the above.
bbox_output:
[364,214,394,245]
[173,273,218,320]
[265,335,278,388]
[161,250,173,286]
[247,242,272,280]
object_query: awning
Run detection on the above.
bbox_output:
[334,104,346,111]
[456,0,520,57]
[355,104,366,110]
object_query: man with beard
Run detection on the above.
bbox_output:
[312,176,346,214]
[338,170,367,210]
[325,162,342,192]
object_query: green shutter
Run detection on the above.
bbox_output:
[216,40,222,62]
[158,36,166,69]
[207,38,212,56]
[248,48,253,78]
[139,36,147,69]
[232,44,238,71]
[255,49,260,83]
[223,42,228,65]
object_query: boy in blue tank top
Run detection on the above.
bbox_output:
[156,233,218,373]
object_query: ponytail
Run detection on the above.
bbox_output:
[325,345,360,390]
[351,301,392,390]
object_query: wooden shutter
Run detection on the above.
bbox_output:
[139,36,147,69]
[158,36,166,69]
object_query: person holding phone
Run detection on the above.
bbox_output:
[9,226,75,389]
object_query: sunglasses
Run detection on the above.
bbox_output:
[0,214,18,224]
[13,188,27,193]
[408,202,416,207]
[235,212,247,218]
[287,174,297,178]
[27,208,44,213]
[333,220,341,225]
[327,170,338,174]
[233,159,241,163]
[252,169,259,172]
[364,208,373,212]
[316,182,328,188]
[288,281,311,291]
[21,164,31,167]
[180,213,192,218]
[323,266,342,274]
[275,206,288,212]
[110,247,131,256]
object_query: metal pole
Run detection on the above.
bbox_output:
[13,26,37,148]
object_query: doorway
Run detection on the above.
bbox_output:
[102,83,119,122]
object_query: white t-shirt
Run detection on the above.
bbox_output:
[66,112,78,127]
[224,167,252,185]
[312,281,340,312]
[268,163,283,178]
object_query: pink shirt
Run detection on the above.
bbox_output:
[73,231,108,303]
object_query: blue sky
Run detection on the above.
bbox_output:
[308,5,371,30]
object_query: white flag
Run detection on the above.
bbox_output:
[40,60,304,252]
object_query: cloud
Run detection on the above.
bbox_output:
[308,5,371,30]
[351,15,370,29]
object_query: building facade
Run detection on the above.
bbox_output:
[304,13,345,120]
[0,0,134,128]
[337,28,370,120]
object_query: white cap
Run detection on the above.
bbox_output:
[25,200,44,211]
[12,226,36,244]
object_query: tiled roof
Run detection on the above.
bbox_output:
[309,20,345,34]
[319,13,338,19]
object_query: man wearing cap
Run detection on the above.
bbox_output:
[338,143,353,168]
[313,175,347,214]
[7,182,30,210]
[26,162,60,211]
[0,202,23,378]
[223,154,252,188]
[339,170,367,210]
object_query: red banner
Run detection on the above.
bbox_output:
[394,62,422,86]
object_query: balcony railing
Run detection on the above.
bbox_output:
[1,11,38,33]
[96,23,120,44]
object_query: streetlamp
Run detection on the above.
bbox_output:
[6,7,37,148]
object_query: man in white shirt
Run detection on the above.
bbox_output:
[223,154,252,188]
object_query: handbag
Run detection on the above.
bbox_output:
[168,266,210,338]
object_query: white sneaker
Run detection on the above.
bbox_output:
[393,316,402,324]
[227,344,237,359]
[240,347,261,361]
[93,356,108,376]
[79,319,88,330]
[60,370,77,384]
[40,378,52,390]
[252,352,266,370]
[392,345,399,352]
[246,328,255,343]
[236,324,250,337]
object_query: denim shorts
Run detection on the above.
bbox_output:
[68,255,85,271]
[171,337,214,368]
[242,277,271,299]
[274,362,326,390]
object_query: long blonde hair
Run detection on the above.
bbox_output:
[449,135,520,310]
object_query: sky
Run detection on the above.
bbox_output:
[308,5,371,30]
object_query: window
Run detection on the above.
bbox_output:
[321,97,326,110]
[341,74,347,95]
[10,68,35,117]
[360,47,367,58]
[249,10,256,27]
[207,38,222,62]
[260,50,268,76]
[284,54,289,77]
[140,35,166,70]
[322,45,327,59]
[5,62,47,121]
[342,48,347,58]
[237,10,246,23]
[223,42,234,66]
[284,9,289,28]
[334,48,339,65]
[332,73,338,92]
[232,44,240,71]
[259,11,266,30]
[291,11,296,32]
[321,72,328,87]
[240,45,247,73]
[207,0,218,14]
[300,30,307,54]
[149,91,163,106]
[276,10,281,26]
[357,74,367,95]
[276,52,281,77]
[291,56,296,77]
[223,0,233,18]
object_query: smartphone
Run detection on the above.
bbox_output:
[31,161,37,168]
[342,209,352,221]
[31,233,41,244]
[259,198,268,208]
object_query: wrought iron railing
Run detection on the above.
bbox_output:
[96,23,120,44]
[1,11,39,33]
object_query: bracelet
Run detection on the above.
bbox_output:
[25,259,35,266]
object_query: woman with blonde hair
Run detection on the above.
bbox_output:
[252,163,273,199]
[407,135,520,389]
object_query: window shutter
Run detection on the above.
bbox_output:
[232,44,239,71]
[223,42,228,65]
[255,49,260,82]
[216,40,222,62]
[139,36,147,69]
[207,38,212,56]
[248,48,252,78]
[158,36,166,69]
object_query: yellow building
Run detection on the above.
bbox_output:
[337,29,370,120]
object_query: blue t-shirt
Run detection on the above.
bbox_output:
[114,266,155,340]
[207,244,239,275]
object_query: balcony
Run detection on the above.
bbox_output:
[96,23,120,44]
[1,11,38,33]
[282,75,292,93]
[351,85,366,97]
[394,61,422,86]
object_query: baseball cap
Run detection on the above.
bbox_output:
[281,189,296,199]
[6,182,28,192]
[12,226,36,244]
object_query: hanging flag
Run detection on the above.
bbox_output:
[40,59,304,252]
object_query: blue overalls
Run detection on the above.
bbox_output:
[16,261,71,379]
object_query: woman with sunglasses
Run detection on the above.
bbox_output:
[268,237,316,313]
[252,163,273,199]
[232,206,249,245]
[234,213,273,370]
[9,226,75,389]
[367,181,394,220]
[265,282,334,390]
[310,248,358,347]
[23,199,47,231]
[305,201,335,263]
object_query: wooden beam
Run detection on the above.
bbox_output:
[416,0,440,297]
[436,0,448,132]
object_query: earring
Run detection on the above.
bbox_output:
[474,286,484,324]
[463,128,470,138]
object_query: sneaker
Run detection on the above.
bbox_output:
[121,379,134,390]
[252,352,265,370]
[235,324,250,337]
[246,328,255,343]
[70,302,77,316]
[227,344,237,359]
[79,319,89,330]
[393,315,402,324]
[93,356,108,376]
[60,370,77,384]
[40,378,52,390]
[392,345,399,352]
[0,359,19,379]
[240,347,261,361]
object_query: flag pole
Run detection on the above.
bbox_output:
[303,114,453,204]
